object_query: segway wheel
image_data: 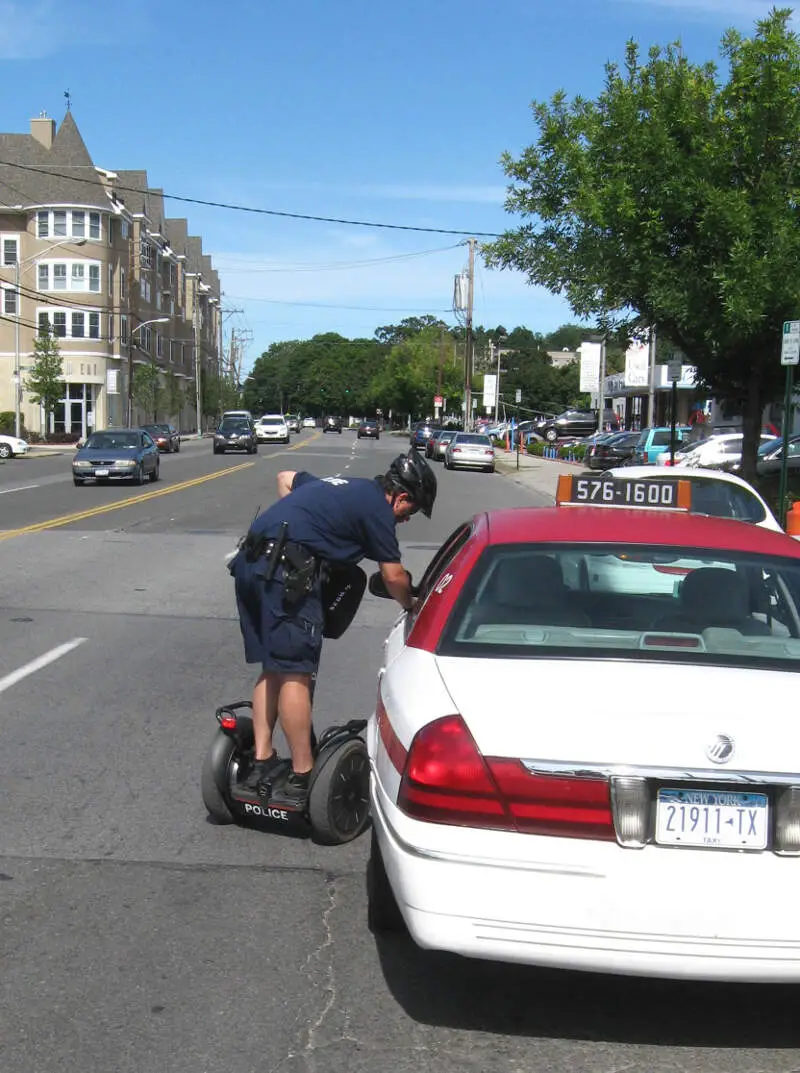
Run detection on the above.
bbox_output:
[307,737,370,845]
[367,829,406,934]
[201,730,238,824]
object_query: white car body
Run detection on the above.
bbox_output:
[256,414,289,443]
[302,417,316,429]
[0,434,29,458]
[368,497,800,982]
[444,433,495,472]
[657,433,779,470]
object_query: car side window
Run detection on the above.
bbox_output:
[142,433,155,449]
[405,523,473,639]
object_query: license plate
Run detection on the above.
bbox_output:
[655,788,768,850]
[94,468,109,477]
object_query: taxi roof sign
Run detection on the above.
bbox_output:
[556,474,691,511]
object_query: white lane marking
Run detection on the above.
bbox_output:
[0,484,40,496]
[0,637,88,696]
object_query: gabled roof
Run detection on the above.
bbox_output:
[0,112,107,209]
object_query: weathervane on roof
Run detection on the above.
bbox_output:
[64,89,71,112]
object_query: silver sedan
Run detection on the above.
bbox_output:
[443,432,496,472]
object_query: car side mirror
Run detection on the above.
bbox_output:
[368,571,415,599]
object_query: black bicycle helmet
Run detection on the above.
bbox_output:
[385,450,437,518]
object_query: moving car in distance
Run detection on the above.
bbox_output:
[140,423,180,453]
[302,416,317,429]
[358,419,380,440]
[72,428,160,485]
[285,414,301,433]
[213,418,258,455]
[255,414,290,444]
[367,472,800,982]
[323,415,343,434]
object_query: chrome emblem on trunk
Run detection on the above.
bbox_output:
[706,734,735,765]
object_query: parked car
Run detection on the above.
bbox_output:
[302,416,317,429]
[284,414,300,433]
[757,433,800,476]
[256,414,290,444]
[323,415,343,434]
[660,433,778,472]
[431,429,457,461]
[631,426,692,465]
[586,430,641,470]
[532,409,619,444]
[366,478,800,981]
[410,420,441,448]
[140,423,180,453]
[358,419,380,440]
[0,433,29,459]
[72,428,160,485]
[213,418,258,454]
[444,432,496,472]
[425,429,444,457]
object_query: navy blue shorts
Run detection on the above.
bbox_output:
[233,556,323,675]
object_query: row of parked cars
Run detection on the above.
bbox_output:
[413,422,496,473]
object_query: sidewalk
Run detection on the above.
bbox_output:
[495,448,587,502]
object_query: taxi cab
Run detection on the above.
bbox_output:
[367,473,800,982]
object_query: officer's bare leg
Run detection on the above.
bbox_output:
[252,672,280,760]
[277,674,314,773]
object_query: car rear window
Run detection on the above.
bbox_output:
[439,544,800,671]
[454,434,492,445]
[260,418,284,425]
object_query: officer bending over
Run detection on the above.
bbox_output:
[229,451,437,807]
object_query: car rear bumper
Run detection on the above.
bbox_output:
[372,789,800,983]
[449,455,495,468]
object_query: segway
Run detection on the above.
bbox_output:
[202,559,372,845]
[200,699,370,845]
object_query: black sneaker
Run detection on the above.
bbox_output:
[237,752,282,794]
[270,770,311,809]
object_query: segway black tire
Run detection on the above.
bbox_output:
[307,737,370,845]
[367,829,406,934]
[201,730,237,823]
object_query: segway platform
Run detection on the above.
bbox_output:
[201,702,370,844]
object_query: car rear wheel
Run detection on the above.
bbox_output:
[367,830,406,934]
[545,428,558,443]
[149,461,159,482]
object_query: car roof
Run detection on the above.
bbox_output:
[260,413,285,419]
[608,465,757,489]
[476,505,800,556]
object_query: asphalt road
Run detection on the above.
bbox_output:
[1,432,798,1073]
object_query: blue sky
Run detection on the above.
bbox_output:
[0,0,785,369]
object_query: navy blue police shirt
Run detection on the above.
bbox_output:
[249,472,401,565]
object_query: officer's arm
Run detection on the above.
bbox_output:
[276,470,298,498]
[380,562,415,612]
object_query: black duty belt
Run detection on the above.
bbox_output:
[241,521,319,606]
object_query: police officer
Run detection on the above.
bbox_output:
[229,451,437,806]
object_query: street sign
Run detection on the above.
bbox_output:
[782,320,800,366]
[667,360,682,382]
[482,373,497,409]
[433,395,443,407]
[515,388,522,403]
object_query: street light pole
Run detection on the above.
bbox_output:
[126,317,169,427]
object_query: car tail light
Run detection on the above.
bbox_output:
[398,715,615,839]
[662,459,674,467]
[774,785,800,855]
[376,692,408,774]
[610,776,649,846]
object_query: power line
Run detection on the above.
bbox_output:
[213,243,463,273]
[224,295,457,313]
[0,159,502,238]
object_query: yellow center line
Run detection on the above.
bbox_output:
[286,430,322,451]
[0,461,256,542]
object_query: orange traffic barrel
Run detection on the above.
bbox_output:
[786,500,800,538]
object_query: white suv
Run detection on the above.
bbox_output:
[255,414,289,444]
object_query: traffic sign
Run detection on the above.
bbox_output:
[433,395,443,407]
[782,320,800,366]
[667,360,682,382]
[515,388,522,403]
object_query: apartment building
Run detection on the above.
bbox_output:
[0,111,221,438]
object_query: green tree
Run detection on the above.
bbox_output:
[132,363,163,422]
[25,329,64,440]
[484,9,800,478]
[163,371,185,427]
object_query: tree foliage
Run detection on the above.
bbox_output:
[483,8,800,476]
[25,329,64,439]
[162,371,185,425]
[132,363,163,422]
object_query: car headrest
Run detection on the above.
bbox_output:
[679,568,748,621]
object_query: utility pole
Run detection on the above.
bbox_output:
[464,237,476,427]
[193,277,202,434]
[598,336,607,431]
[647,325,657,428]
